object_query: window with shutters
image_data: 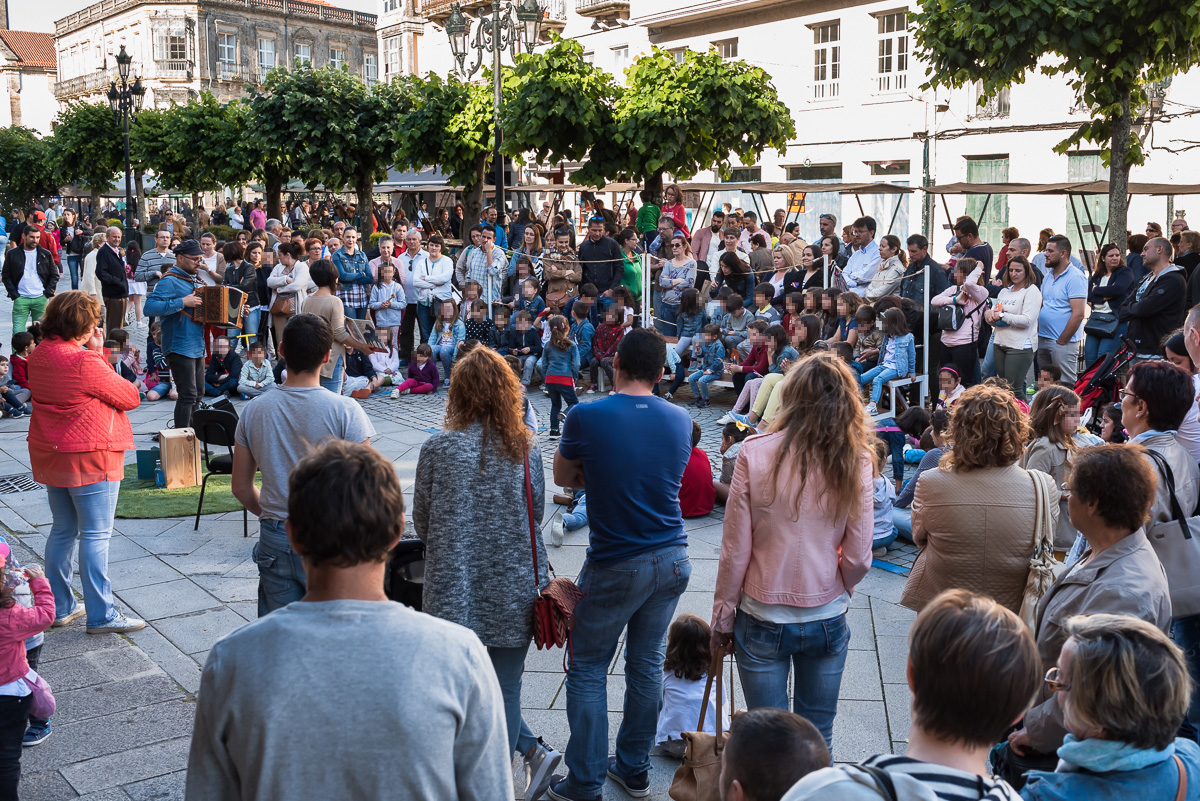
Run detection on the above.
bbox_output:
[874,11,907,93]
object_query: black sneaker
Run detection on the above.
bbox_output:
[607,757,650,798]
[22,722,50,747]
[547,777,601,801]
[548,430,560,439]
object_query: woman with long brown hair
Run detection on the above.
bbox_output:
[1020,385,1082,552]
[712,354,874,752]
[413,346,562,799]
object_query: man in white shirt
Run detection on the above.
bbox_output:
[396,230,430,358]
[738,211,765,251]
[843,216,881,292]
[1,227,57,333]
[690,211,727,275]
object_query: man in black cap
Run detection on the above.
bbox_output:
[145,240,205,430]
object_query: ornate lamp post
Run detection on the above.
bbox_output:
[106,45,146,245]
[444,0,542,218]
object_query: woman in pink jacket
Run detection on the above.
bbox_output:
[711,354,874,751]
[931,257,988,388]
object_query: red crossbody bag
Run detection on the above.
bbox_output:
[525,453,585,658]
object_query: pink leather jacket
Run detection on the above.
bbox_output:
[712,431,874,633]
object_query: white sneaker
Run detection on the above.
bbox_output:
[550,520,564,548]
[86,614,146,635]
[866,402,879,415]
[524,740,563,801]
[389,389,399,400]
[716,413,734,425]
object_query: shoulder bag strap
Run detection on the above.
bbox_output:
[856,765,899,801]
[695,651,721,732]
[1144,448,1193,540]
[1174,753,1188,801]
[525,452,540,588]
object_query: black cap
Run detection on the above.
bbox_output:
[173,239,203,256]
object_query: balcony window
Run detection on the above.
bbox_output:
[330,48,346,70]
[875,11,907,93]
[364,54,378,85]
[218,33,236,70]
[257,38,275,76]
[384,37,401,77]
[295,43,311,65]
[972,81,1011,119]
[811,21,840,100]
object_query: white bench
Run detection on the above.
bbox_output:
[870,375,928,421]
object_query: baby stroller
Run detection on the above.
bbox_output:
[1076,338,1136,435]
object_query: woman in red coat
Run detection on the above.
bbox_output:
[27,291,144,635]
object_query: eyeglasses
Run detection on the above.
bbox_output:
[1119,389,1140,403]
[1044,666,1070,693]
[672,243,683,248]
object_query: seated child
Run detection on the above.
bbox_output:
[687,324,725,409]
[871,439,898,556]
[0,356,29,418]
[508,311,544,390]
[238,342,276,398]
[549,489,587,547]
[391,343,440,398]
[894,409,950,542]
[655,614,724,759]
[511,277,546,322]
[874,406,929,492]
[830,341,854,364]
[341,344,381,399]
[368,327,402,386]
[109,329,140,378]
[751,284,781,326]
[105,340,138,384]
[9,332,33,396]
[458,280,482,321]
[204,336,242,397]
[586,305,624,394]
[1037,364,1063,391]
[714,421,754,505]
[462,299,494,345]
[936,366,964,409]
[489,309,511,353]
[721,293,751,356]
[679,421,715,517]
[850,306,881,373]
[720,709,830,801]
[144,323,175,402]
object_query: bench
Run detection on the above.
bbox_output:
[870,375,929,421]
[651,334,736,394]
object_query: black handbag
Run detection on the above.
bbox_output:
[1083,310,1119,338]
[936,296,987,332]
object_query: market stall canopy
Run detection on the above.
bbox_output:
[925,181,1200,196]
[676,181,914,194]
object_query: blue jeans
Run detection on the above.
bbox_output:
[345,305,368,320]
[657,302,679,337]
[430,343,456,381]
[66,254,82,290]
[688,370,720,400]
[252,518,306,617]
[1175,614,1200,743]
[416,303,436,344]
[44,480,121,627]
[892,507,913,543]
[981,333,997,380]
[562,545,691,797]
[1084,322,1127,369]
[240,309,261,346]
[734,608,851,752]
[319,354,344,394]
[859,365,900,404]
[564,492,588,531]
[489,643,539,756]
[204,377,239,396]
[546,383,578,434]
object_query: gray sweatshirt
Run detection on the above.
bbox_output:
[186,600,512,801]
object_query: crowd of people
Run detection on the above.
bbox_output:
[2,191,1200,800]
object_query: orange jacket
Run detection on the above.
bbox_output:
[26,338,138,455]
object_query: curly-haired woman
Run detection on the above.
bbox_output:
[901,383,1061,615]
[712,354,875,752]
[412,346,562,800]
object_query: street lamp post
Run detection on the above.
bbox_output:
[444,0,542,219]
[106,45,146,246]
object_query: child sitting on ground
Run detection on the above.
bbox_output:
[0,356,29,418]
[391,343,439,398]
[342,342,382,400]
[1037,363,1062,391]
[549,489,587,547]
[875,406,930,493]
[937,366,964,409]
[507,310,544,391]
[462,299,494,344]
[871,439,898,557]
[144,323,175,402]
[238,341,276,398]
[678,421,715,517]
[489,309,511,353]
[586,305,624,394]
[204,336,242,397]
[655,614,723,759]
[105,340,138,384]
[9,332,33,395]
[109,328,140,377]
[714,421,754,505]
[368,327,402,386]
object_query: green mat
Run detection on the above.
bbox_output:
[114,462,253,519]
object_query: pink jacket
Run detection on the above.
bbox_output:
[712,432,874,633]
[931,263,988,347]
[0,577,54,685]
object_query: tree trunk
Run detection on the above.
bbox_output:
[1108,90,1133,255]
[462,153,489,233]
[91,189,102,221]
[134,170,147,232]
[644,171,664,204]
[265,171,284,222]
[357,174,376,238]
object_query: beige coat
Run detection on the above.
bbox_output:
[1019,438,1076,550]
[901,462,1059,614]
[1023,529,1172,753]
[542,252,581,303]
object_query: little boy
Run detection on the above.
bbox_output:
[507,311,543,390]
[687,324,725,409]
[489,310,511,354]
[10,332,33,393]
[1037,364,1063,391]
[569,303,594,388]
[586,306,624,394]
[852,306,882,373]
[751,284,781,325]
[678,421,715,517]
[205,336,243,397]
[720,709,829,801]
[110,328,140,376]
[723,320,769,400]
[238,342,276,398]
[511,278,545,322]
[721,293,752,357]
[342,343,383,400]
[0,356,29,417]
[105,340,138,383]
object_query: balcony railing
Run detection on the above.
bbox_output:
[574,0,627,17]
[215,61,240,80]
[421,0,454,19]
[54,70,115,99]
[156,59,193,78]
[57,0,375,37]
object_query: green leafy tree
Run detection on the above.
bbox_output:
[912,0,1200,253]
[499,36,620,185]
[131,92,247,196]
[129,107,168,227]
[576,47,795,196]
[246,66,308,220]
[0,127,58,213]
[395,73,497,227]
[52,102,123,212]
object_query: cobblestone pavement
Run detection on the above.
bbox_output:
[0,278,918,799]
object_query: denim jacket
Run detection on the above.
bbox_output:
[1022,736,1200,801]
[431,319,466,352]
[696,339,726,373]
[571,318,594,366]
[769,345,799,374]
[143,268,205,358]
[332,248,371,286]
[878,332,916,376]
[677,310,704,340]
[537,343,580,380]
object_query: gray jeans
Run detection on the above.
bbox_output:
[1037,337,1081,383]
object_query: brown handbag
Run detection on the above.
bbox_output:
[269,293,294,316]
[525,454,585,654]
[669,652,734,801]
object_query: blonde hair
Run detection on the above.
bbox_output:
[773,245,796,270]
[1063,614,1192,751]
[765,354,873,521]
[1027,385,1080,451]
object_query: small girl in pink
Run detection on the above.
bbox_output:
[390,343,440,397]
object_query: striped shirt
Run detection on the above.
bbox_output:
[858,756,1021,801]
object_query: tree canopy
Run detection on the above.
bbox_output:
[0,127,58,213]
[52,102,123,209]
[130,92,247,195]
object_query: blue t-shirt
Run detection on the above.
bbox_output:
[558,394,692,564]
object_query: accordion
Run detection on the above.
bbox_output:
[184,285,247,327]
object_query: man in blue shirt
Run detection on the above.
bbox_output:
[482,206,508,249]
[144,240,205,429]
[550,328,693,801]
[1036,235,1087,383]
[843,216,881,292]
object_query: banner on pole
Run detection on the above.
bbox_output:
[787,192,806,213]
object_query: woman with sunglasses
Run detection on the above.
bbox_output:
[1003,445,1171,784]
